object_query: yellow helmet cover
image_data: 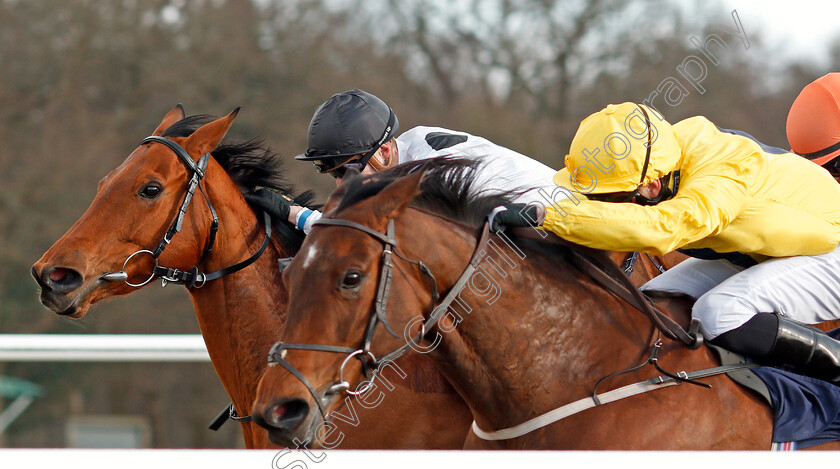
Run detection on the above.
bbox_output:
[554,102,682,194]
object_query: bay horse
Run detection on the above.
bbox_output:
[30,106,472,449]
[252,160,840,449]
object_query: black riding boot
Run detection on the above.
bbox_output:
[768,317,840,384]
[712,313,840,385]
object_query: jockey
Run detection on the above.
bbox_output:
[495,102,840,384]
[787,72,840,183]
[245,89,558,233]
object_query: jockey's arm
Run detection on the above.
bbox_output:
[244,189,322,234]
[541,169,748,256]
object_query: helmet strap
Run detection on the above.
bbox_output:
[798,140,840,160]
[636,104,653,186]
[359,108,398,169]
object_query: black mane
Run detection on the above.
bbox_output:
[161,114,316,209]
[335,157,522,227]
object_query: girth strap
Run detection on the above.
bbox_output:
[471,360,758,441]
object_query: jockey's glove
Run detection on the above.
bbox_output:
[244,188,292,224]
[488,203,542,231]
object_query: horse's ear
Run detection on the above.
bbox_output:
[152,104,186,136]
[184,107,241,158]
[372,169,425,220]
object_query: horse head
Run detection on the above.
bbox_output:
[251,160,496,445]
[31,105,247,317]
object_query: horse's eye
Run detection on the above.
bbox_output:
[340,270,364,289]
[139,184,162,199]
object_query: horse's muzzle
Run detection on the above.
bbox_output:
[31,265,87,316]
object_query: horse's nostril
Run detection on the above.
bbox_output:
[271,402,290,422]
[41,267,84,294]
[49,268,69,283]
[266,399,309,431]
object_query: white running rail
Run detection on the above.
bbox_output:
[0,335,210,362]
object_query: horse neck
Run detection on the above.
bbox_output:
[399,213,652,433]
[184,171,289,430]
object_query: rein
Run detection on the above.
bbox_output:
[510,228,702,348]
[101,135,272,288]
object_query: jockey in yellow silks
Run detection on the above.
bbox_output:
[491,102,840,385]
[545,103,840,257]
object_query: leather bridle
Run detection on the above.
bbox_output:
[266,216,493,419]
[101,135,272,288]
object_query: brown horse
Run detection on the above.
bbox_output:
[31,106,472,449]
[252,160,840,449]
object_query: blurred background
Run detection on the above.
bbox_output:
[0,0,837,448]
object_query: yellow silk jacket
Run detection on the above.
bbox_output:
[543,117,840,257]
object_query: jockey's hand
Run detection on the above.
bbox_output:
[488,204,543,231]
[244,188,293,224]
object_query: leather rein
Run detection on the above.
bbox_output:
[100,135,272,288]
[265,216,702,422]
[509,227,703,348]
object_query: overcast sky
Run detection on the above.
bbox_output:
[724,1,839,66]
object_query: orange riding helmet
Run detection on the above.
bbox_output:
[786,73,840,169]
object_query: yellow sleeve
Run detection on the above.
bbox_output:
[542,163,749,255]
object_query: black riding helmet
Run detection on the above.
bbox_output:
[295,89,399,174]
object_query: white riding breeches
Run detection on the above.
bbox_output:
[640,244,840,340]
